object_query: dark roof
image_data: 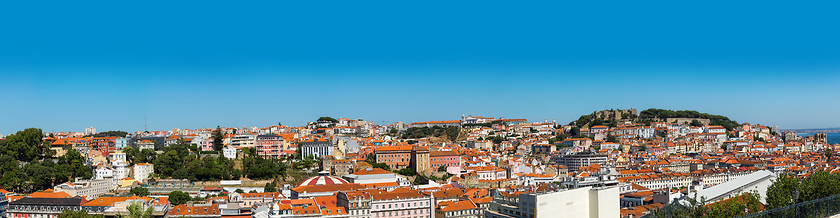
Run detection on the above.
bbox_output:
[11,197,86,206]
[256,134,280,139]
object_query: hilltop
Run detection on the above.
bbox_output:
[570,108,740,130]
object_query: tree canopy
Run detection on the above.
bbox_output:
[401,126,460,141]
[168,191,191,205]
[317,117,338,123]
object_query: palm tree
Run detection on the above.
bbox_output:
[118,202,154,218]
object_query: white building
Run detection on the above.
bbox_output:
[113,160,130,180]
[85,127,97,135]
[133,163,154,182]
[96,168,114,180]
[54,178,116,200]
[683,170,776,205]
[223,146,237,159]
[487,186,619,218]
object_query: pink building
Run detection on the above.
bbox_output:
[343,189,434,218]
[201,138,215,151]
[256,134,284,159]
[430,150,461,170]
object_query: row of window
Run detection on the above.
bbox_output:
[374,208,429,217]
[374,201,428,210]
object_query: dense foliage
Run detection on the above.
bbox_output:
[88,131,128,137]
[394,168,417,177]
[766,171,840,209]
[569,108,740,131]
[0,128,92,193]
[59,209,103,218]
[639,109,740,130]
[168,190,191,205]
[401,126,460,141]
[317,117,338,123]
[211,127,224,151]
[2,128,50,161]
[130,187,150,197]
[650,191,762,217]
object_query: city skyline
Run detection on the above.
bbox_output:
[3,1,840,134]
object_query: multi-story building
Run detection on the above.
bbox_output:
[223,147,237,159]
[134,163,154,182]
[430,151,461,170]
[92,137,118,156]
[54,178,116,200]
[369,190,435,218]
[113,160,130,180]
[168,202,221,218]
[337,190,372,218]
[0,191,7,218]
[256,134,284,159]
[410,146,430,173]
[375,146,413,170]
[8,196,86,218]
[230,135,256,148]
[436,199,480,218]
[557,152,608,172]
[301,138,335,159]
[115,137,129,149]
[323,156,356,177]
[137,140,155,151]
[617,172,692,190]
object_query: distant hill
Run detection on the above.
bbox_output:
[785,128,840,133]
[569,108,740,131]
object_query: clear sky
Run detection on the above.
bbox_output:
[2,1,839,135]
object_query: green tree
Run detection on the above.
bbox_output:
[317,117,338,123]
[264,181,277,192]
[168,191,191,206]
[60,148,92,179]
[765,174,801,209]
[437,165,447,172]
[235,188,244,193]
[0,155,23,193]
[117,202,154,218]
[212,127,224,151]
[413,175,429,185]
[394,168,417,177]
[800,171,840,201]
[689,119,703,127]
[2,128,45,162]
[59,209,102,218]
[130,187,150,197]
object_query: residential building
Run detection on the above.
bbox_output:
[256,134,284,159]
[134,163,154,182]
[430,151,461,170]
[436,199,480,218]
[301,138,334,159]
[558,152,608,172]
[8,197,86,218]
[0,190,7,218]
[223,146,237,159]
[369,190,435,218]
[168,202,221,218]
[54,178,116,200]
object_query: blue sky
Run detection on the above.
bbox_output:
[2,1,839,134]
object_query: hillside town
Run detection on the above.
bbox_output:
[0,109,836,218]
